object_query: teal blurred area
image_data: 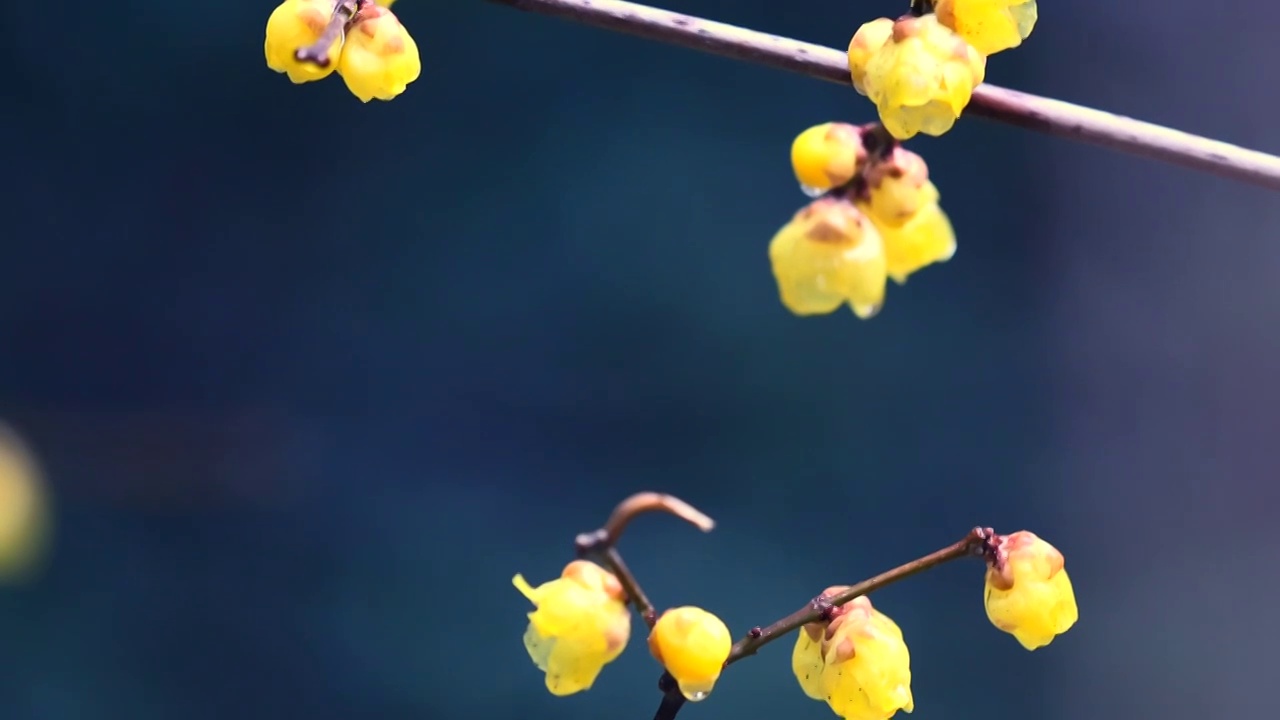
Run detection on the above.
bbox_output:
[2,1,1279,718]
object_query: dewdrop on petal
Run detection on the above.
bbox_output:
[848,18,894,96]
[768,197,888,319]
[648,606,733,701]
[936,0,1038,56]
[983,531,1079,650]
[791,123,867,196]
[862,14,986,140]
[264,0,343,84]
[513,560,632,695]
[338,3,422,102]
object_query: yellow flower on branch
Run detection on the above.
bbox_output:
[859,15,986,139]
[983,531,1079,650]
[513,560,632,695]
[935,0,1038,56]
[791,592,914,720]
[648,606,733,701]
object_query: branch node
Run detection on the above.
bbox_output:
[811,595,837,622]
[574,529,608,556]
[747,626,763,639]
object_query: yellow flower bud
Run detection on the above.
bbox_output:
[376,0,396,5]
[983,531,1079,650]
[648,606,733,701]
[861,15,986,140]
[792,593,914,720]
[790,123,867,195]
[847,18,894,96]
[935,0,1038,56]
[264,0,343,84]
[338,5,422,102]
[0,425,50,581]
[513,560,631,695]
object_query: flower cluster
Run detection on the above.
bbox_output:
[792,593,914,720]
[848,2,1038,139]
[787,531,1077,719]
[769,122,955,318]
[514,561,734,699]
[513,494,1079,720]
[264,0,420,103]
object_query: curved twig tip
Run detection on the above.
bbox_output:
[604,492,715,543]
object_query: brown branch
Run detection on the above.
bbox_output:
[650,527,999,720]
[575,492,716,628]
[486,0,1280,191]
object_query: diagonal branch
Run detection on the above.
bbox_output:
[486,0,1280,191]
[650,527,1000,720]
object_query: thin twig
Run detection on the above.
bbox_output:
[574,492,716,628]
[602,545,658,627]
[650,527,998,720]
[486,0,1280,191]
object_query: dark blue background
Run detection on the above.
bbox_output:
[3,1,1278,718]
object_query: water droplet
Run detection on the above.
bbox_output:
[800,183,826,198]
[686,691,709,702]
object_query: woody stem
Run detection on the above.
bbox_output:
[485,0,1280,191]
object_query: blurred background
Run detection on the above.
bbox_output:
[2,0,1278,717]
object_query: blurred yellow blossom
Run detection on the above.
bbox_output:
[768,196,887,318]
[0,424,50,581]
[513,560,632,695]
[983,530,1079,650]
[790,123,867,195]
[857,146,954,283]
